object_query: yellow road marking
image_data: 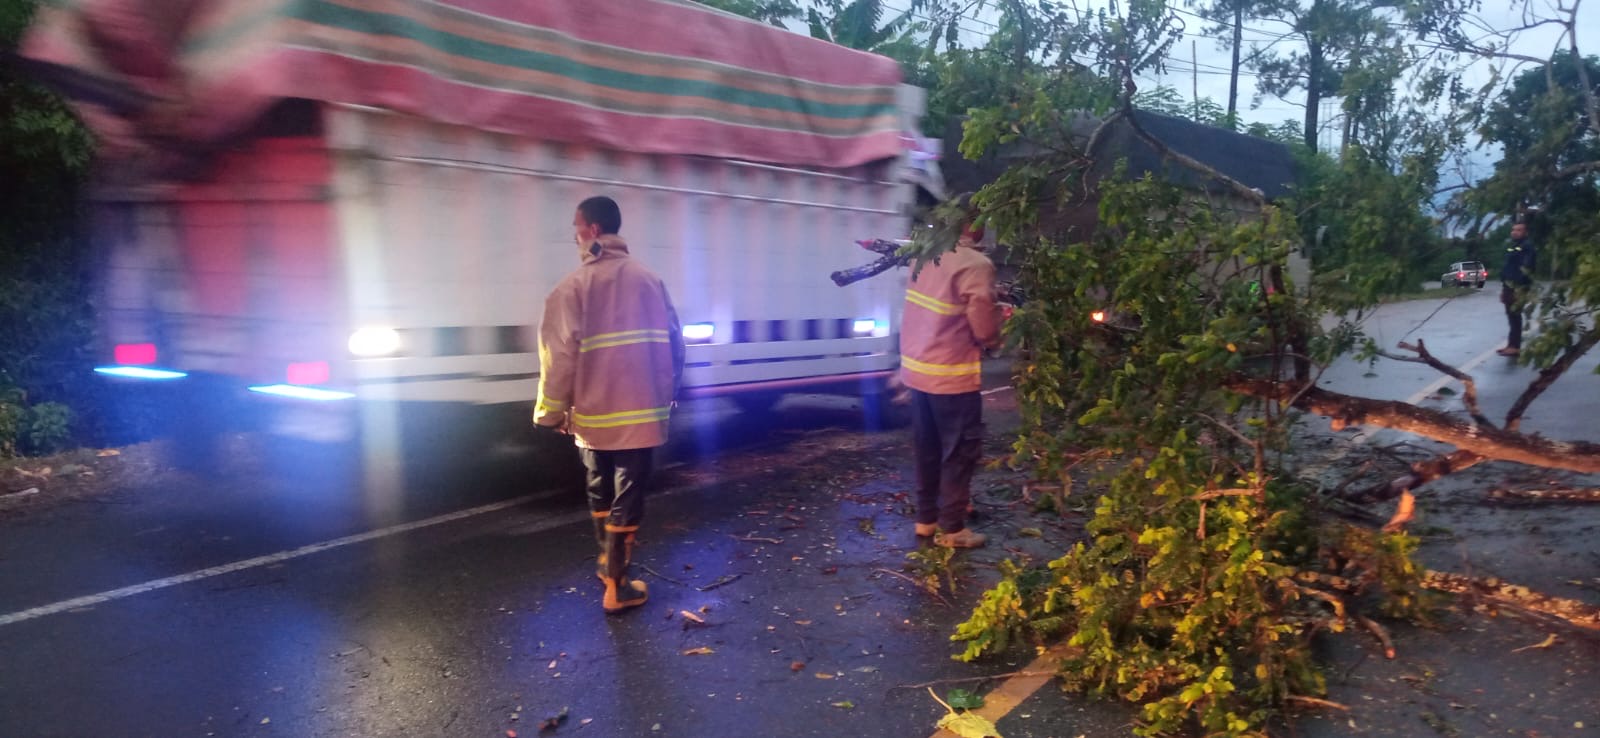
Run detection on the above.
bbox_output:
[927,641,1077,738]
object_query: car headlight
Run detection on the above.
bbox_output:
[683,323,715,343]
[348,326,402,357]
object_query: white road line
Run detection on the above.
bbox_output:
[981,385,1014,396]
[1401,345,1503,406]
[0,490,584,629]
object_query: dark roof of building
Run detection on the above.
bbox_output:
[942,109,1298,201]
[1118,110,1298,199]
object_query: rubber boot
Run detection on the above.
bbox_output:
[591,515,609,580]
[601,531,648,614]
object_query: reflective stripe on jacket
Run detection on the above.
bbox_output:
[536,235,685,450]
[899,243,1000,395]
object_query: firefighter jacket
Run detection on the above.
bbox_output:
[536,235,685,450]
[899,242,1001,395]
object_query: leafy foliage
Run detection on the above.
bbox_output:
[1,0,98,456]
[943,172,1426,736]
[894,3,1446,732]
[692,0,805,26]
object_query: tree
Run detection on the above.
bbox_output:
[691,0,804,26]
[1405,0,1600,429]
[1134,83,1231,125]
[0,0,97,455]
[1469,51,1600,280]
[806,0,925,54]
[1191,0,1282,122]
[907,0,1600,734]
[1250,0,1398,151]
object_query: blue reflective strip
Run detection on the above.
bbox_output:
[248,384,356,401]
[94,366,188,380]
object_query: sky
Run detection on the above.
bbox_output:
[843,0,1599,196]
[857,1,1598,154]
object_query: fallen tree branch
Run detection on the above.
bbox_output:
[697,573,744,592]
[1191,487,1261,501]
[873,568,951,607]
[1355,615,1396,659]
[888,670,1060,692]
[1121,107,1269,207]
[1227,377,1600,474]
[1487,487,1600,504]
[1422,570,1600,631]
[1381,491,1416,533]
[1503,327,1600,431]
[1295,571,1361,592]
[1294,583,1347,628]
[731,535,783,544]
[639,564,690,587]
[1286,695,1351,711]
[1345,450,1486,504]
[1387,339,1493,429]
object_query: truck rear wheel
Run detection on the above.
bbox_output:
[731,392,782,416]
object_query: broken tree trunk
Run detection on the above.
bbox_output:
[1345,449,1486,504]
[1422,570,1600,631]
[1227,378,1600,474]
[1488,487,1600,504]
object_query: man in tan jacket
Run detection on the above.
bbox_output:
[535,196,685,614]
[899,222,1001,548]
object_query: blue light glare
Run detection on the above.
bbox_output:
[683,323,715,341]
[94,366,188,380]
[248,384,356,401]
[852,319,880,335]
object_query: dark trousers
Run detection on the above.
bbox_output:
[1502,283,1524,349]
[581,448,655,534]
[910,389,984,533]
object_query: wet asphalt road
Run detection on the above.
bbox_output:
[1316,283,1599,440]
[2,287,1596,737]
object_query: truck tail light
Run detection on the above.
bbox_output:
[96,343,185,379]
[286,361,331,386]
[114,343,158,365]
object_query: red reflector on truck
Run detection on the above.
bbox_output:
[286,361,330,386]
[114,343,157,365]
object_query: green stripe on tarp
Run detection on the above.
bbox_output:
[236,0,894,121]
[189,0,888,102]
[284,39,893,136]
[183,0,299,56]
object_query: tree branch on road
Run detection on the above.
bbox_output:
[1376,339,1493,429]
[1422,569,1600,632]
[1504,327,1600,432]
[1227,377,1600,475]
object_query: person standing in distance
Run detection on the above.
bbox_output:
[535,196,685,614]
[899,219,1002,548]
[1498,221,1537,357]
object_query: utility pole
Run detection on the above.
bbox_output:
[1228,3,1242,121]
[1192,40,1200,121]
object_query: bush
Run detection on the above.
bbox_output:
[0,384,74,457]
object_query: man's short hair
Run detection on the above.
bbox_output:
[577,196,622,235]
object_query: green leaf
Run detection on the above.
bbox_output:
[946,688,985,710]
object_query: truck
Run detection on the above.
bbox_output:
[21,0,936,470]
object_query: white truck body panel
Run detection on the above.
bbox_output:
[325,102,915,407]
